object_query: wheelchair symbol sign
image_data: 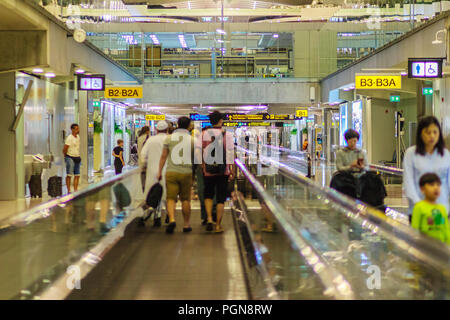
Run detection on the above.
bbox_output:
[425,62,439,77]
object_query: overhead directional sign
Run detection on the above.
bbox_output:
[296,109,308,118]
[105,87,143,99]
[227,114,268,121]
[223,122,271,127]
[145,114,165,121]
[190,114,210,121]
[408,58,443,78]
[355,75,401,89]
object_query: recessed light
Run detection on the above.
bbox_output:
[45,73,56,78]
[33,68,44,74]
[75,69,85,74]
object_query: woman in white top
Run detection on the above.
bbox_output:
[403,116,450,218]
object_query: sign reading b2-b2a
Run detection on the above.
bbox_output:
[355,75,401,89]
[105,87,143,99]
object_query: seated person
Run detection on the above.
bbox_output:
[411,173,450,244]
[336,129,368,173]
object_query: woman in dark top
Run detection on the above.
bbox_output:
[113,139,125,174]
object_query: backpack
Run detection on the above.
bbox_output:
[146,182,163,208]
[113,182,131,209]
[330,170,357,199]
[204,131,227,175]
[358,171,387,207]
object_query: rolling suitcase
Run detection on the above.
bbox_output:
[47,176,62,198]
[29,175,42,198]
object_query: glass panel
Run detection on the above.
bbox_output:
[0,169,143,300]
[260,167,450,299]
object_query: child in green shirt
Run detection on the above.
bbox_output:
[411,173,450,244]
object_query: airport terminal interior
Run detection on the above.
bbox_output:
[1,0,450,301]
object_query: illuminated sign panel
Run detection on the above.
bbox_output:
[78,75,105,91]
[408,58,443,78]
[145,115,166,121]
[105,87,143,98]
[355,75,401,89]
[296,109,308,118]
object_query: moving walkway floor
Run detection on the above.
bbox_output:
[67,210,248,300]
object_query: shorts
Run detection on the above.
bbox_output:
[65,156,81,176]
[204,175,229,204]
[166,172,192,201]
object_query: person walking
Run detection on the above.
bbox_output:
[140,120,169,227]
[112,139,125,175]
[63,123,81,193]
[202,111,235,233]
[137,126,150,191]
[157,117,194,234]
[403,116,450,219]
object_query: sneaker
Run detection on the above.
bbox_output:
[166,222,176,234]
[153,217,161,227]
[183,227,192,233]
[201,219,207,226]
[206,222,213,232]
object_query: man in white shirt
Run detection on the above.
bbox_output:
[63,123,81,193]
[140,120,169,227]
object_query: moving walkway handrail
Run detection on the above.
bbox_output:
[253,152,450,271]
[235,158,355,300]
[0,168,142,231]
[369,163,404,176]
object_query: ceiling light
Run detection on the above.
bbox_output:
[216,29,226,35]
[45,73,56,78]
[273,34,279,38]
[33,68,44,74]
[400,71,407,76]
[150,34,160,45]
[75,69,85,74]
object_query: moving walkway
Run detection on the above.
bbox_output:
[0,152,449,300]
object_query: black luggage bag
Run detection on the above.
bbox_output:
[330,170,357,199]
[358,171,387,210]
[48,176,63,198]
[29,175,42,198]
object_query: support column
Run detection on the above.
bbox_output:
[0,72,17,200]
[78,90,89,184]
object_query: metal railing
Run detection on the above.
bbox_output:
[1,168,144,300]
[369,163,404,176]
[235,158,355,300]
[256,153,450,272]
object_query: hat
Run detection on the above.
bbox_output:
[156,120,168,131]
[32,154,45,163]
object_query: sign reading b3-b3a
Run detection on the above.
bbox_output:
[355,75,401,89]
[105,87,143,99]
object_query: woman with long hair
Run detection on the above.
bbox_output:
[403,116,450,217]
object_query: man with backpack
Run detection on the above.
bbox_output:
[201,111,235,233]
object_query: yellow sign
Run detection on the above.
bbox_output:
[145,115,166,121]
[355,75,401,89]
[296,109,308,118]
[105,87,143,99]
[229,114,266,121]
